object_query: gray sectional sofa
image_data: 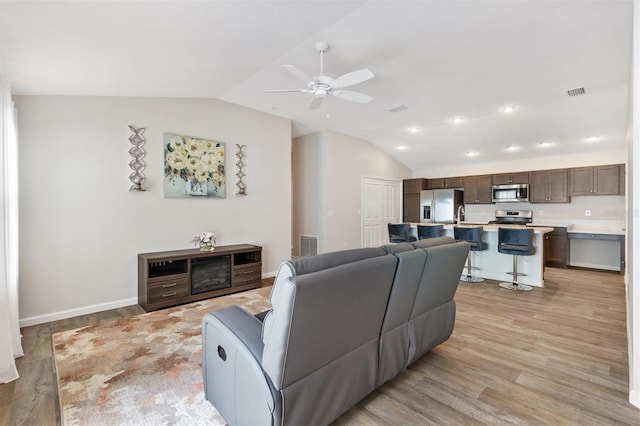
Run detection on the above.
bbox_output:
[202,236,470,425]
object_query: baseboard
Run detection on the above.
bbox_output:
[569,261,620,272]
[21,275,277,327]
[630,389,640,409]
[19,297,139,328]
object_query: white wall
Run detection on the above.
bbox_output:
[627,0,639,409]
[15,96,292,325]
[291,132,324,256]
[292,130,411,255]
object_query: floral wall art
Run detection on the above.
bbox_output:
[164,133,226,198]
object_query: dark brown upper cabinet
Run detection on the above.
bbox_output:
[529,169,569,203]
[429,176,463,189]
[463,175,493,204]
[568,165,622,196]
[403,178,428,194]
[492,172,529,185]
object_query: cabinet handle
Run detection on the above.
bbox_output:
[162,283,177,288]
[162,291,177,297]
[238,270,255,275]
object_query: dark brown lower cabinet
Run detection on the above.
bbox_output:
[543,227,569,268]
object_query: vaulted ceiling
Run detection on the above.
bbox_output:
[0,1,632,171]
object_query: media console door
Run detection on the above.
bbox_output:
[138,244,262,312]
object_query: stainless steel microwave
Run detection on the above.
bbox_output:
[491,183,529,203]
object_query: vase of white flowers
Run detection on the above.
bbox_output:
[193,231,216,252]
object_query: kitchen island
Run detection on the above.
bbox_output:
[409,223,553,287]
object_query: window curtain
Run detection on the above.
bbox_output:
[0,76,22,383]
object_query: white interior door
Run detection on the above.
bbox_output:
[362,177,402,247]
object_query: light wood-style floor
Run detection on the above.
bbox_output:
[2,269,638,425]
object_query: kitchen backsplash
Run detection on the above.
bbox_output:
[464,195,626,232]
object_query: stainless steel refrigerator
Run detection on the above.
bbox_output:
[420,189,464,223]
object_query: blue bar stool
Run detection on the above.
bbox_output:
[497,227,535,291]
[417,224,443,239]
[454,226,488,283]
[387,223,417,243]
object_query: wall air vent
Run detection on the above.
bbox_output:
[567,87,586,97]
[385,104,408,113]
[299,234,319,257]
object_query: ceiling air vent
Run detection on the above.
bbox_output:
[385,104,408,113]
[567,87,586,97]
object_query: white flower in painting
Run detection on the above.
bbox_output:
[170,136,186,152]
[213,146,225,163]
[186,156,201,172]
[199,154,218,173]
[194,169,210,182]
[213,172,225,186]
[202,140,216,152]
[166,151,188,170]
[186,138,204,157]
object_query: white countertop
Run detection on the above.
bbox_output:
[408,223,553,234]
[567,229,626,236]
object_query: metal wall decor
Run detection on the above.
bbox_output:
[235,144,247,195]
[128,125,146,191]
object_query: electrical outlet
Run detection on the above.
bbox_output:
[585,210,591,216]
[343,242,348,248]
[538,210,544,216]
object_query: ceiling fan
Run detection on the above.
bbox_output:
[265,41,374,110]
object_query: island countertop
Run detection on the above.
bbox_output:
[407,222,551,287]
[408,222,554,234]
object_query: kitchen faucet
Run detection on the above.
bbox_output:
[457,205,465,225]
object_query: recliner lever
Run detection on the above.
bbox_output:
[217,345,227,361]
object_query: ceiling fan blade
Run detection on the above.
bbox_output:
[331,68,374,89]
[332,90,372,104]
[309,96,324,110]
[264,89,308,93]
[283,64,313,84]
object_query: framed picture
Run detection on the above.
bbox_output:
[163,133,226,198]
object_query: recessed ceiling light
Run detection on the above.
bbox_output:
[500,105,516,114]
[584,135,601,142]
[395,145,408,151]
[537,141,554,148]
[325,114,331,119]
[408,126,420,133]
[450,117,464,124]
[465,151,479,157]
[505,145,521,152]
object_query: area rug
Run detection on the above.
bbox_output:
[53,286,272,425]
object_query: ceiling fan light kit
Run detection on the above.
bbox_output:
[265,41,374,110]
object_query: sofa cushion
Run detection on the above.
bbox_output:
[380,242,415,254]
[287,247,386,276]
[263,247,387,345]
[411,236,456,249]
[262,254,397,389]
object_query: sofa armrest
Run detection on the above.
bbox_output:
[202,306,279,425]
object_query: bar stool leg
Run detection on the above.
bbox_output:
[460,252,484,283]
[499,255,533,291]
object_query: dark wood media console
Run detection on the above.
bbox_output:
[138,244,262,312]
